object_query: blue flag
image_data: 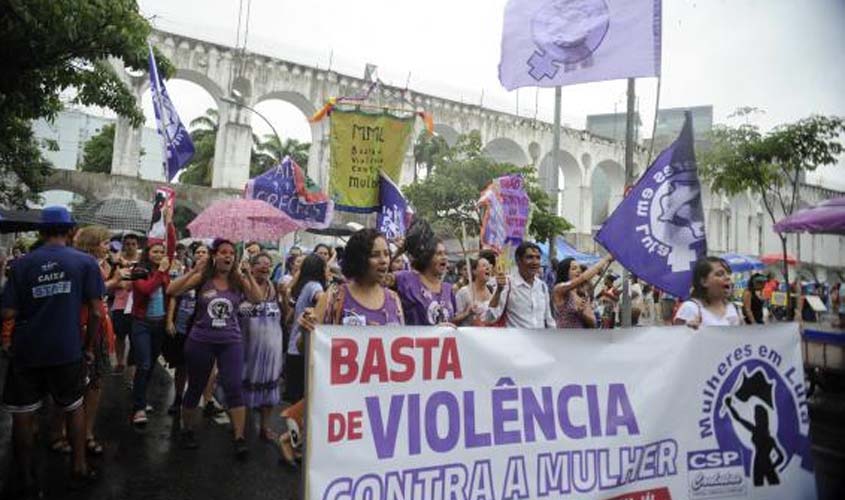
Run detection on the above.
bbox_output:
[148,44,195,181]
[595,112,706,299]
[377,171,412,240]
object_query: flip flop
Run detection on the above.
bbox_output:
[49,438,72,454]
[276,432,297,467]
[86,437,104,456]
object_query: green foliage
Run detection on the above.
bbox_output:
[700,114,845,220]
[252,135,310,177]
[413,129,450,179]
[404,131,571,246]
[78,124,116,173]
[172,205,196,238]
[0,0,167,207]
[178,108,219,186]
[699,113,845,298]
[178,109,311,186]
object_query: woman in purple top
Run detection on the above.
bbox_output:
[279,229,404,465]
[393,219,465,326]
[167,239,263,457]
[552,256,613,329]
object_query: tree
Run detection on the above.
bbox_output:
[405,131,571,248]
[413,129,450,180]
[177,109,219,186]
[699,114,845,309]
[0,0,171,207]
[252,135,310,177]
[78,124,116,173]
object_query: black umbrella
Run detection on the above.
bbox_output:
[75,198,152,232]
[0,208,44,233]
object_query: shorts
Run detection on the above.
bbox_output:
[110,310,132,340]
[162,333,187,368]
[2,358,85,413]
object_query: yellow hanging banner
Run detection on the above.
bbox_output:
[329,109,415,213]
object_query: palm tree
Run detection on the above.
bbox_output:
[177,108,218,186]
[413,129,450,180]
[251,135,310,176]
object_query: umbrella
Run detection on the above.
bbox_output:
[720,253,766,273]
[0,208,44,233]
[187,199,302,241]
[537,236,602,266]
[761,252,798,266]
[75,198,152,232]
[773,196,845,235]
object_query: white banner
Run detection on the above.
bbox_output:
[305,324,815,500]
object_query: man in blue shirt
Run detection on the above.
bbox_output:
[1,207,105,494]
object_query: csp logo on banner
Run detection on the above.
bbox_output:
[690,344,813,498]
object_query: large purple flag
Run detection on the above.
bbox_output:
[499,0,662,90]
[595,112,706,299]
[148,44,195,181]
[377,171,413,240]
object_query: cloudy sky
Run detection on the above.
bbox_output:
[136,0,845,188]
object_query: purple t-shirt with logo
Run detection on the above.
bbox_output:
[189,282,245,344]
[395,271,455,326]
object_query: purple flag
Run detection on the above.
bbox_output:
[245,156,334,229]
[148,44,195,181]
[595,112,706,299]
[377,172,412,240]
[499,0,662,90]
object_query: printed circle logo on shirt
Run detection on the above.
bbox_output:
[426,300,448,325]
[689,344,812,497]
[207,297,233,328]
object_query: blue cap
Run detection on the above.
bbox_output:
[40,206,76,227]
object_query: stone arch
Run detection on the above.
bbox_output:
[138,67,225,107]
[253,90,323,182]
[539,149,582,230]
[433,124,459,147]
[590,159,625,226]
[482,138,529,166]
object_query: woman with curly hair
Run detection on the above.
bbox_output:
[393,219,466,326]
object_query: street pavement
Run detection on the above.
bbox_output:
[0,356,301,500]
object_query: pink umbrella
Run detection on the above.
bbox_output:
[187,199,302,241]
[773,196,845,235]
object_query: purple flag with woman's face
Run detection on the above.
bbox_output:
[594,112,706,299]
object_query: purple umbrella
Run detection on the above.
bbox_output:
[773,196,845,235]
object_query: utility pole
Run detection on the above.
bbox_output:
[621,78,636,328]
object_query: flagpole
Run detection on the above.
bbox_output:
[621,77,636,328]
[550,86,562,263]
[148,42,170,184]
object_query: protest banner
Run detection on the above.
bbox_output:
[245,155,334,229]
[305,323,815,500]
[329,108,415,213]
[148,185,175,244]
[478,174,531,252]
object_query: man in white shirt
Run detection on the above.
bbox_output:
[485,242,555,329]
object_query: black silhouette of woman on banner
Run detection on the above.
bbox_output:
[725,396,786,485]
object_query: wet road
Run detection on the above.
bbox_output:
[0,355,301,500]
